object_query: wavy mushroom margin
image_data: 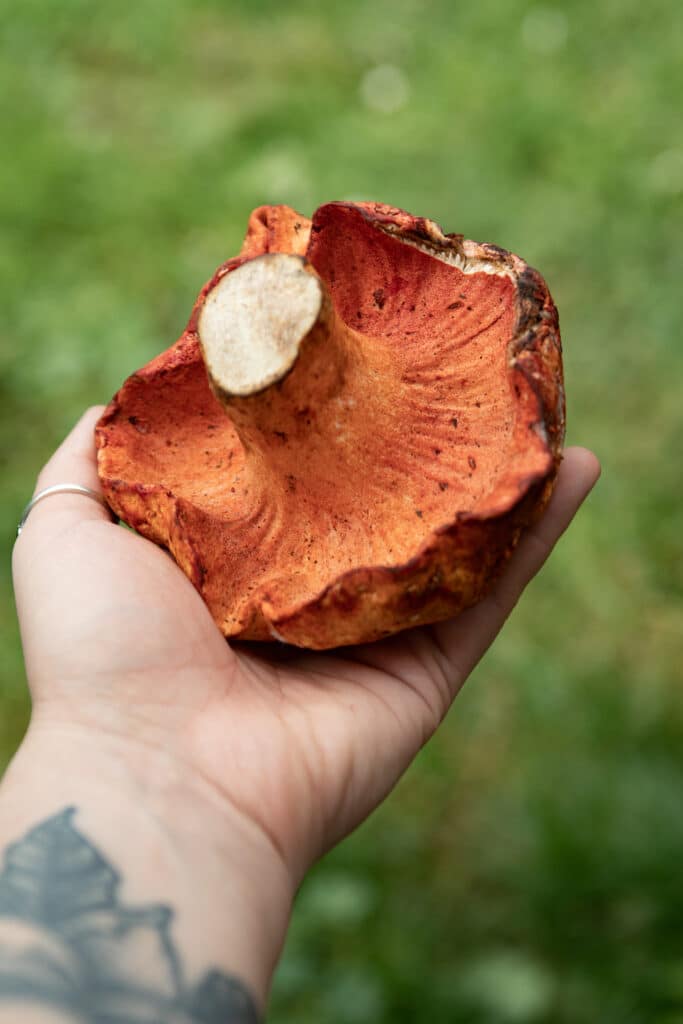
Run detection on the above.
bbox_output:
[96,203,565,649]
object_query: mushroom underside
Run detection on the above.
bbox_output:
[97,202,561,647]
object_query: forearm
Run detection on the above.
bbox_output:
[0,720,294,1022]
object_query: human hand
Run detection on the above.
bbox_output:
[13,405,599,872]
[8,405,599,1003]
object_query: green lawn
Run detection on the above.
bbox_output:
[1,1,682,1020]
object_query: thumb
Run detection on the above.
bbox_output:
[427,446,601,692]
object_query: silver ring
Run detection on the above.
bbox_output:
[17,484,110,537]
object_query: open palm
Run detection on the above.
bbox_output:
[13,407,600,883]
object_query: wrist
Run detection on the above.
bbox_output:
[0,716,294,1011]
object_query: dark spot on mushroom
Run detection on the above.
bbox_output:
[468,456,477,470]
[438,481,449,491]
[416,509,423,518]
[373,288,386,309]
[433,447,442,456]
[475,401,481,408]
[467,305,473,312]
[448,301,463,310]
[128,416,149,434]
[451,417,458,428]
[333,588,359,613]
[274,430,288,442]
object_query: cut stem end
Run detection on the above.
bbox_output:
[198,253,325,399]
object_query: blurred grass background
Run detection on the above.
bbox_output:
[1,0,682,1020]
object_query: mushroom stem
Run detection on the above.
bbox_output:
[197,253,352,452]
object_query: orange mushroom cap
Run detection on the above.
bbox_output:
[96,202,565,649]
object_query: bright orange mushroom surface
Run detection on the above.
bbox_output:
[96,202,565,648]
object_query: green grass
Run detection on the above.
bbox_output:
[1,1,682,1020]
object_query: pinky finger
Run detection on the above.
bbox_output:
[14,406,113,554]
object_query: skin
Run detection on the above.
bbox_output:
[5,406,600,1016]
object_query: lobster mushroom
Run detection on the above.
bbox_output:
[96,202,565,648]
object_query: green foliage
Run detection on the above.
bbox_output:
[1,0,682,1020]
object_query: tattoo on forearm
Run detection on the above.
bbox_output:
[0,807,260,1022]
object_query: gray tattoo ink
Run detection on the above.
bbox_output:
[0,807,260,1022]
